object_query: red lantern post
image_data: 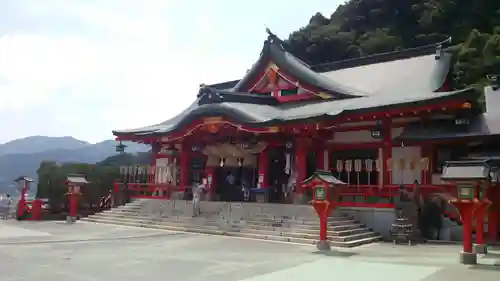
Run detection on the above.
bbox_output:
[300,170,345,251]
[65,174,88,223]
[15,176,34,220]
[441,160,492,265]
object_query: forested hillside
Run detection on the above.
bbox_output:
[287,0,500,88]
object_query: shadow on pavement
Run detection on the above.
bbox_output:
[311,250,357,258]
[469,264,500,271]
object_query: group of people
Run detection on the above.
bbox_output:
[190,171,251,217]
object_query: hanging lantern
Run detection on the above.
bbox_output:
[336,160,344,172]
[345,160,353,172]
[370,120,383,139]
[365,159,373,172]
[354,159,362,172]
[237,158,243,167]
[116,141,127,152]
[119,166,128,176]
[420,157,430,172]
[219,158,225,167]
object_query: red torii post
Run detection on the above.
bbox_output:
[300,170,345,251]
[65,174,88,224]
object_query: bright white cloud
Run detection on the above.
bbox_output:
[0,0,342,143]
[0,0,251,143]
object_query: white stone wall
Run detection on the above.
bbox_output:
[391,146,421,184]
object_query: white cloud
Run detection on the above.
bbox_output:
[0,0,251,143]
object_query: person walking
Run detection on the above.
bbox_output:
[192,181,205,217]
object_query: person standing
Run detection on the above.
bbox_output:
[225,172,235,201]
[192,182,205,217]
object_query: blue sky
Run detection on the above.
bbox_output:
[0,0,342,143]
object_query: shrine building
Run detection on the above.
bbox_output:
[112,29,500,221]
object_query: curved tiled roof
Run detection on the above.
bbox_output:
[232,29,366,99]
[113,87,479,136]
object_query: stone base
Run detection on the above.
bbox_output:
[316,240,331,251]
[66,216,77,224]
[459,251,477,265]
[171,191,184,200]
[473,244,488,254]
[293,194,306,204]
[255,193,267,203]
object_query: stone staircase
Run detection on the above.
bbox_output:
[82,199,381,247]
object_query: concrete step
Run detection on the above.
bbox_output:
[242,217,357,227]
[82,217,381,248]
[92,212,369,237]
[249,213,349,221]
[88,213,374,239]
[239,227,377,242]
[95,211,365,232]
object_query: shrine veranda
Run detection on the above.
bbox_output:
[112,30,500,242]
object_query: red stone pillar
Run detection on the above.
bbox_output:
[452,201,478,264]
[257,148,269,189]
[179,144,188,193]
[381,119,392,187]
[68,193,78,218]
[474,201,490,251]
[295,139,309,192]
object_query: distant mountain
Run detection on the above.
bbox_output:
[0,136,89,155]
[0,136,149,194]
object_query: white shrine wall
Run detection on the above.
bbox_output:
[391,146,422,184]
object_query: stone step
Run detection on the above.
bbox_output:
[239,227,377,242]
[84,215,222,231]
[89,213,370,238]
[82,217,381,248]
[95,212,365,232]
[249,213,348,221]
[242,217,357,226]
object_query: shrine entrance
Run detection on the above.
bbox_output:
[203,142,265,202]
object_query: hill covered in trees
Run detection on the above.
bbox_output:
[286,0,500,88]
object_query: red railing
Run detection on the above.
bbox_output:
[335,184,456,207]
[113,182,181,200]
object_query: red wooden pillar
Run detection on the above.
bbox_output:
[452,201,476,253]
[295,139,310,193]
[68,193,78,218]
[179,144,188,192]
[258,148,269,189]
[315,143,325,170]
[381,119,392,187]
[474,201,490,250]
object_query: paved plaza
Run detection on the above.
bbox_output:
[0,221,498,281]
